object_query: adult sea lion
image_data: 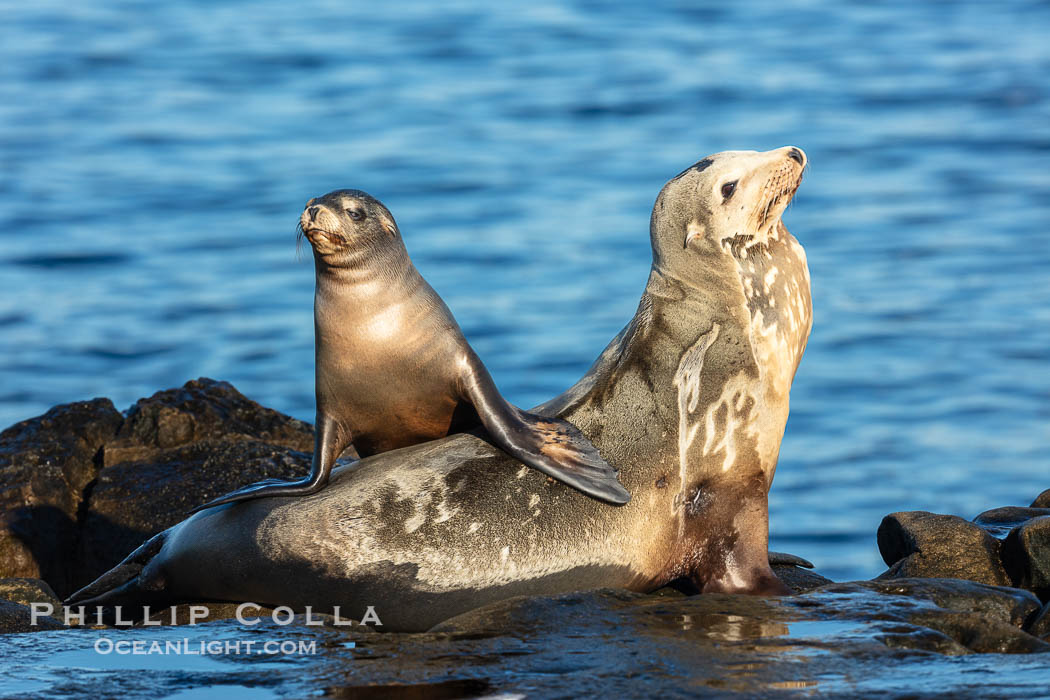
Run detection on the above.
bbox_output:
[69,147,812,631]
[192,190,629,511]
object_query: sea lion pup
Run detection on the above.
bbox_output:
[68,148,811,629]
[190,190,630,512]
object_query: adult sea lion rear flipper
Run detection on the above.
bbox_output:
[459,351,630,505]
[65,530,170,610]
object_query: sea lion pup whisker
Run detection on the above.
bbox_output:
[191,188,630,513]
[295,221,306,260]
[69,147,812,631]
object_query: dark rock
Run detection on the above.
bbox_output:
[805,580,1050,654]
[973,506,1050,539]
[0,399,123,591]
[873,624,971,655]
[1028,603,1050,641]
[0,379,319,598]
[772,564,833,594]
[431,589,648,637]
[103,378,313,465]
[0,599,65,633]
[1001,515,1050,602]
[876,511,1010,586]
[1032,489,1050,508]
[819,578,1042,629]
[902,610,1049,654]
[0,578,61,610]
[73,440,312,591]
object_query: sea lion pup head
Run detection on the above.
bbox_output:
[298,189,403,267]
[650,146,806,278]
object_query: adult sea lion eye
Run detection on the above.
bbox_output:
[721,181,737,200]
[346,209,365,221]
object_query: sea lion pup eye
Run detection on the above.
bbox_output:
[720,181,737,200]
[189,189,631,513]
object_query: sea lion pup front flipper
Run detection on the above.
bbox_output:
[187,413,348,513]
[458,348,630,505]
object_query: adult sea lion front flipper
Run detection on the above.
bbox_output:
[459,349,630,505]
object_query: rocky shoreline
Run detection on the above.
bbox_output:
[1,379,1047,696]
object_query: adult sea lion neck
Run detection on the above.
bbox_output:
[542,264,756,440]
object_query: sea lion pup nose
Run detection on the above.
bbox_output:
[191,189,630,512]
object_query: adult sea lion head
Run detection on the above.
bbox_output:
[624,146,811,595]
[651,146,806,279]
[297,189,403,265]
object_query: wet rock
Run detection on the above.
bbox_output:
[0,578,62,610]
[73,440,311,591]
[973,506,1050,539]
[1031,489,1050,508]
[876,511,1010,586]
[902,610,1049,654]
[772,564,833,594]
[803,581,1049,654]
[0,599,64,633]
[872,624,971,655]
[0,399,123,590]
[6,584,1050,696]
[1001,516,1050,602]
[816,578,1042,629]
[103,377,313,465]
[431,589,647,637]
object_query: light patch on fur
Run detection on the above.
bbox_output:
[674,324,721,484]
[362,302,407,341]
[700,379,754,473]
[763,267,778,291]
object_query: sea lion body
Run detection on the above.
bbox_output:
[191,190,630,509]
[312,263,463,453]
[70,148,812,631]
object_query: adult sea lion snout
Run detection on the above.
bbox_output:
[785,146,806,167]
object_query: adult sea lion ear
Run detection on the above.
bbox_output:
[379,213,399,238]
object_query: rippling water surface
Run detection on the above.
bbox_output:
[1,1,1048,581]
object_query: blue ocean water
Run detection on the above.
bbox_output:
[1,1,1048,581]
